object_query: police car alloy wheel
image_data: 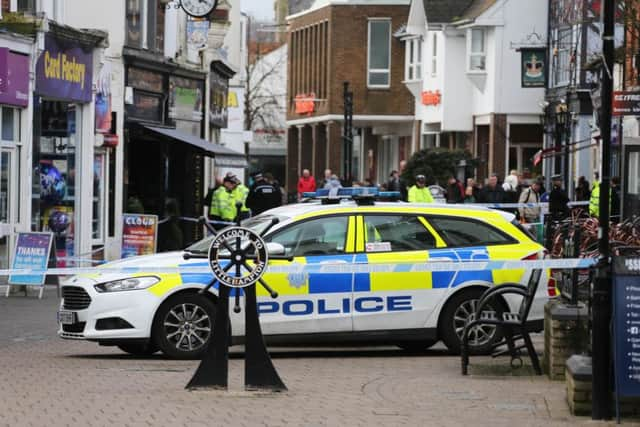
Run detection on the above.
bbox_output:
[152,293,216,359]
[439,289,505,354]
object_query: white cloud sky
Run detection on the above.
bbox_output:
[241,0,275,20]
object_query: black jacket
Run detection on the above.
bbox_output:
[549,185,569,219]
[246,180,281,216]
[477,185,506,204]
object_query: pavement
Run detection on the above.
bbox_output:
[0,286,638,427]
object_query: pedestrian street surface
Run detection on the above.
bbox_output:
[0,287,634,426]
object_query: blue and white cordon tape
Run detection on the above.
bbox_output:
[0,258,597,277]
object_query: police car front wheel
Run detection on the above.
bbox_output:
[152,293,216,359]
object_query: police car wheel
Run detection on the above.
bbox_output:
[117,342,159,356]
[440,289,504,355]
[395,340,437,352]
[152,293,216,360]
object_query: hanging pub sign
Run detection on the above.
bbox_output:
[0,49,29,108]
[36,34,93,103]
[521,48,546,88]
[168,76,204,122]
[613,91,640,116]
[210,70,229,128]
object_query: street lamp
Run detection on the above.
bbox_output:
[555,101,571,191]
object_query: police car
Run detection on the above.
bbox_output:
[58,189,551,358]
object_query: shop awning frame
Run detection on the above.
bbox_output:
[143,125,247,167]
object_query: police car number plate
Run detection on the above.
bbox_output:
[57,311,76,325]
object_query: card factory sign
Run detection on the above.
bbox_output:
[36,35,93,103]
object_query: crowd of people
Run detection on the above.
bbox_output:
[206,167,621,227]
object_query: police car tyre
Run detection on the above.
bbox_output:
[117,341,159,356]
[152,293,216,359]
[439,289,505,355]
[395,340,437,351]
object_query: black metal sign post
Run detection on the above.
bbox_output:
[186,215,289,391]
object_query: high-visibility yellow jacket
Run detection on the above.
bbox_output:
[210,187,237,221]
[232,184,250,213]
[589,181,600,217]
[408,186,434,203]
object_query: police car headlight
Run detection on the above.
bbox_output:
[94,276,160,293]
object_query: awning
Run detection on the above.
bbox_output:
[143,125,247,167]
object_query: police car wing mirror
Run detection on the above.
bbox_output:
[266,242,286,256]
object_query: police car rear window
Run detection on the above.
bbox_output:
[428,216,516,247]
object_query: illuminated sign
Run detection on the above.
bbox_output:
[421,90,441,106]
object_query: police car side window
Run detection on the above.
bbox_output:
[428,217,515,247]
[268,216,349,257]
[363,215,436,251]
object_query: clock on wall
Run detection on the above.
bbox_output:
[180,0,218,17]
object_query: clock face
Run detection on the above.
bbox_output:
[180,0,217,17]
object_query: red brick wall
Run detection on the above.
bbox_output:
[2,0,10,13]
[287,4,413,120]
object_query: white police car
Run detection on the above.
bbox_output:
[58,193,551,358]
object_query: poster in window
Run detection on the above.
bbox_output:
[521,48,546,88]
[168,76,204,122]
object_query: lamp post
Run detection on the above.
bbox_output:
[555,101,570,191]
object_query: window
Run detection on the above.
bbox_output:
[428,217,516,247]
[1,108,20,142]
[553,27,571,86]
[92,152,107,242]
[126,0,164,53]
[363,215,436,252]
[268,216,348,257]
[468,28,486,72]
[431,33,437,76]
[405,37,422,81]
[368,19,391,87]
[17,0,35,13]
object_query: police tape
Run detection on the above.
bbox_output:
[0,258,598,277]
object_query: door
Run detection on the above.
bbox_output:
[0,147,18,270]
[352,214,445,331]
[258,215,356,335]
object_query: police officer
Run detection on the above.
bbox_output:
[408,175,434,203]
[246,172,280,216]
[210,174,240,228]
[549,175,569,220]
[228,173,250,220]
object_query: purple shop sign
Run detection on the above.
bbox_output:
[36,35,93,103]
[0,48,30,108]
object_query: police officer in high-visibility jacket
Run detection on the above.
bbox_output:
[408,175,434,203]
[230,173,250,220]
[210,175,240,227]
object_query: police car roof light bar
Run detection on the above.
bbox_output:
[302,187,401,205]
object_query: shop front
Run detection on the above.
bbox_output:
[32,31,103,266]
[124,63,245,251]
[0,45,30,270]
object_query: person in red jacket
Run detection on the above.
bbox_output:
[297,169,316,200]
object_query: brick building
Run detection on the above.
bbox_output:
[285,0,413,192]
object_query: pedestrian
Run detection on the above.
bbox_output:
[386,170,401,192]
[408,174,434,203]
[297,168,316,200]
[246,172,280,216]
[463,185,476,203]
[589,173,600,217]
[549,175,569,220]
[446,175,465,204]
[399,160,409,201]
[264,172,285,207]
[503,169,519,192]
[326,174,343,197]
[320,169,332,189]
[477,173,506,204]
[466,178,480,200]
[575,176,591,201]
[209,174,240,228]
[611,176,621,222]
[228,172,250,220]
[518,180,541,223]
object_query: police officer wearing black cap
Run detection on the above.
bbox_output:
[246,172,281,216]
[549,174,569,220]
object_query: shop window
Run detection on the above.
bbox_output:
[368,19,391,88]
[468,28,486,72]
[1,108,19,142]
[33,101,80,266]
